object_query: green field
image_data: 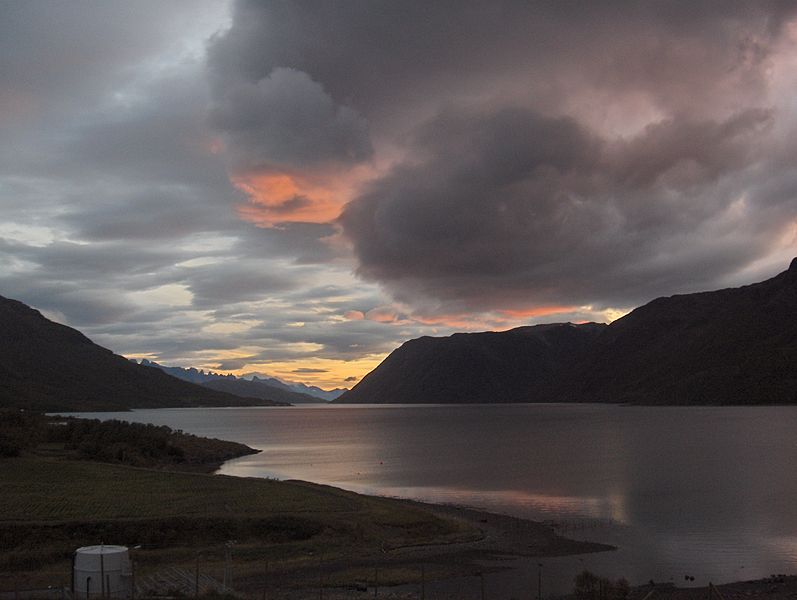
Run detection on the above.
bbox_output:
[1,457,352,520]
[0,455,477,592]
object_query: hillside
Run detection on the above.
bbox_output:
[201,377,323,404]
[338,258,797,405]
[0,296,287,411]
[573,258,797,404]
[339,322,606,403]
[247,376,347,401]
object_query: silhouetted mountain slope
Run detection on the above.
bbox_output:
[277,380,347,401]
[0,296,286,412]
[338,259,797,405]
[338,322,606,403]
[201,378,323,404]
[573,258,797,404]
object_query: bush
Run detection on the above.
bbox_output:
[574,570,630,600]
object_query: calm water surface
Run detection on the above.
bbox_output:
[65,404,797,595]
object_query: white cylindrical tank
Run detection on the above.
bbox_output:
[74,545,132,599]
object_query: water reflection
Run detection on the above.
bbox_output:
[64,404,797,593]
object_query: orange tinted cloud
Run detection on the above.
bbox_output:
[365,306,398,323]
[232,165,374,226]
[233,171,339,224]
[499,306,576,319]
[411,313,492,329]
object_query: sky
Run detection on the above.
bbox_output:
[2,1,797,389]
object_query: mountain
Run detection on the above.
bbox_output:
[279,381,347,401]
[138,360,219,385]
[242,374,347,401]
[572,258,797,404]
[0,295,288,412]
[338,322,606,404]
[338,259,797,405]
[200,378,323,404]
[139,362,328,403]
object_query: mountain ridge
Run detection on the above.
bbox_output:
[0,296,289,412]
[337,259,797,405]
[137,360,325,404]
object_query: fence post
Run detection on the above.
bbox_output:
[319,557,324,600]
[262,561,269,600]
[195,554,200,599]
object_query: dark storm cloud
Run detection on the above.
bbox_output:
[208,1,795,122]
[211,0,797,312]
[340,106,780,308]
[209,67,372,171]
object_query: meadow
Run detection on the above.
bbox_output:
[0,454,478,594]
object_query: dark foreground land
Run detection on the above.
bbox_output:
[620,576,797,600]
[0,413,609,598]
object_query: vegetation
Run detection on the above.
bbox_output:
[574,570,631,600]
[0,409,478,592]
[0,455,475,590]
[0,410,256,470]
[0,412,595,595]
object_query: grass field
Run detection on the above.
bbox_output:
[1,456,352,520]
[0,455,478,593]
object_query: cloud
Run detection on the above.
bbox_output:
[209,67,372,172]
[209,0,797,315]
[340,105,788,310]
[216,358,254,371]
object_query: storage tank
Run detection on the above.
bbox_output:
[73,545,132,599]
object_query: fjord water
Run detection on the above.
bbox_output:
[70,404,797,593]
